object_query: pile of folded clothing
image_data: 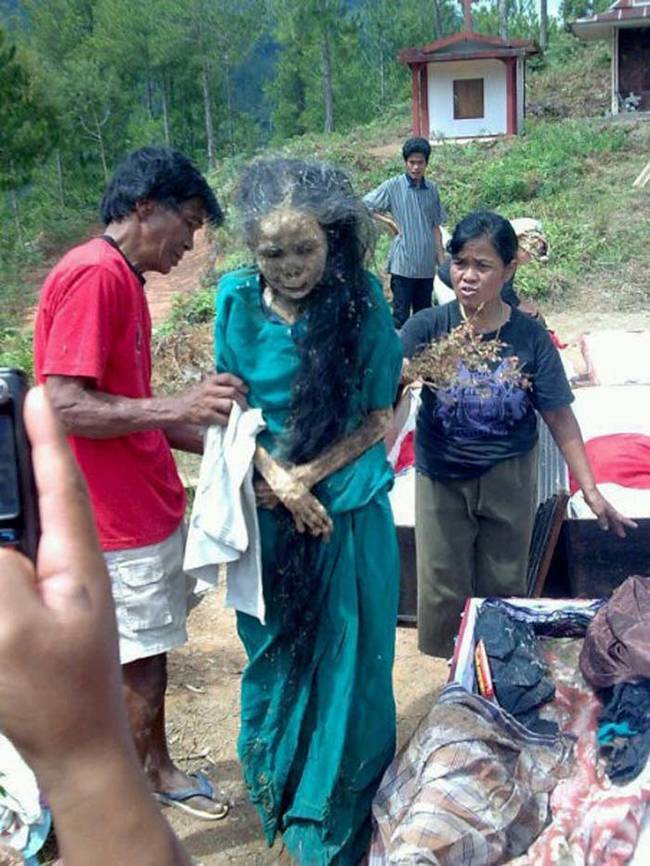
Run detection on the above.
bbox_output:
[581,575,650,785]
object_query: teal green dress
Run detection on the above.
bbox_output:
[215,268,402,865]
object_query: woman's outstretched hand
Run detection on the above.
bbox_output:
[583,488,638,538]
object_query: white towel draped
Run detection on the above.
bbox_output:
[183,404,266,624]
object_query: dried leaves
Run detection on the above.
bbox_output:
[404,315,530,394]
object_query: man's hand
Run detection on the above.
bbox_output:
[373,213,400,237]
[174,372,248,428]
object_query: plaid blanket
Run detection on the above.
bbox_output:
[369,684,574,865]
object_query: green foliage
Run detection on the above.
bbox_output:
[0,325,32,376]
[0,3,643,343]
[0,27,58,190]
[267,0,461,139]
[438,120,627,217]
[560,0,612,25]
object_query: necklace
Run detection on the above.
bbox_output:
[459,301,510,340]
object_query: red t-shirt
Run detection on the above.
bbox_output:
[34,238,186,551]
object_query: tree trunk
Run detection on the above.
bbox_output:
[540,0,548,51]
[146,76,154,119]
[55,148,66,208]
[96,119,109,182]
[224,54,236,155]
[432,0,442,38]
[9,188,23,246]
[161,75,171,146]
[499,0,508,39]
[321,27,334,134]
[201,58,216,170]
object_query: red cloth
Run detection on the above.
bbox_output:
[395,430,415,474]
[568,433,650,494]
[34,238,185,550]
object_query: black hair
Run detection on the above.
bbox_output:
[448,209,518,264]
[402,137,431,163]
[99,147,223,226]
[237,157,374,464]
[235,158,375,659]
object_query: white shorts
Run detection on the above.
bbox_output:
[104,524,194,665]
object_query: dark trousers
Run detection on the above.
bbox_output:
[414,447,538,658]
[390,274,433,329]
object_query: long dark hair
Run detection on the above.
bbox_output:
[236,158,376,651]
[237,157,376,463]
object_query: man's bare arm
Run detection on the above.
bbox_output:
[433,225,446,266]
[164,422,205,454]
[46,373,247,441]
[372,212,400,236]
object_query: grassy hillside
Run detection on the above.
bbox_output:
[2,39,649,375]
[190,102,647,317]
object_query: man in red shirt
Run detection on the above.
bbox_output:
[34,147,246,820]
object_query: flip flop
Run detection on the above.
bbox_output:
[154,771,229,821]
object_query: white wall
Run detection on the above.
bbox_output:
[427,58,508,139]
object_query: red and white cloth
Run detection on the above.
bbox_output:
[568,384,650,519]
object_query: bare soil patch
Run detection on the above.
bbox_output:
[146,229,215,326]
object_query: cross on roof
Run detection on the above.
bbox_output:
[458,0,477,32]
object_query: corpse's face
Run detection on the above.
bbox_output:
[255,208,328,302]
[450,236,516,314]
[137,197,205,274]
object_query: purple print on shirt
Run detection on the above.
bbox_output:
[435,359,530,438]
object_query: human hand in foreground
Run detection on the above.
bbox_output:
[583,487,638,539]
[0,387,189,866]
[176,372,248,427]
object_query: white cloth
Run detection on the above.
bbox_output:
[571,384,650,442]
[0,733,41,852]
[581,331,650,386]
[183,404,266,623]
[569,483,650,521]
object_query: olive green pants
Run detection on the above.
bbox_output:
[415,447,538,658]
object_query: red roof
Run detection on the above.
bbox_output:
[398,30,539,65]
[572,0,650,40]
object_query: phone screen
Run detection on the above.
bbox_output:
[0,414,20,520]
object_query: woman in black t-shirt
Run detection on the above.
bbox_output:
[400,210,635,658]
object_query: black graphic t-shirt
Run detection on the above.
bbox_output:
[400,301,573,480]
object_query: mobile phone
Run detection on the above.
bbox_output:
[0,369,39,560]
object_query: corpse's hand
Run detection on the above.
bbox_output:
[583,487,638,539]
[175,372,248,427]
[255,463,317,510]
[255,464,332,540]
